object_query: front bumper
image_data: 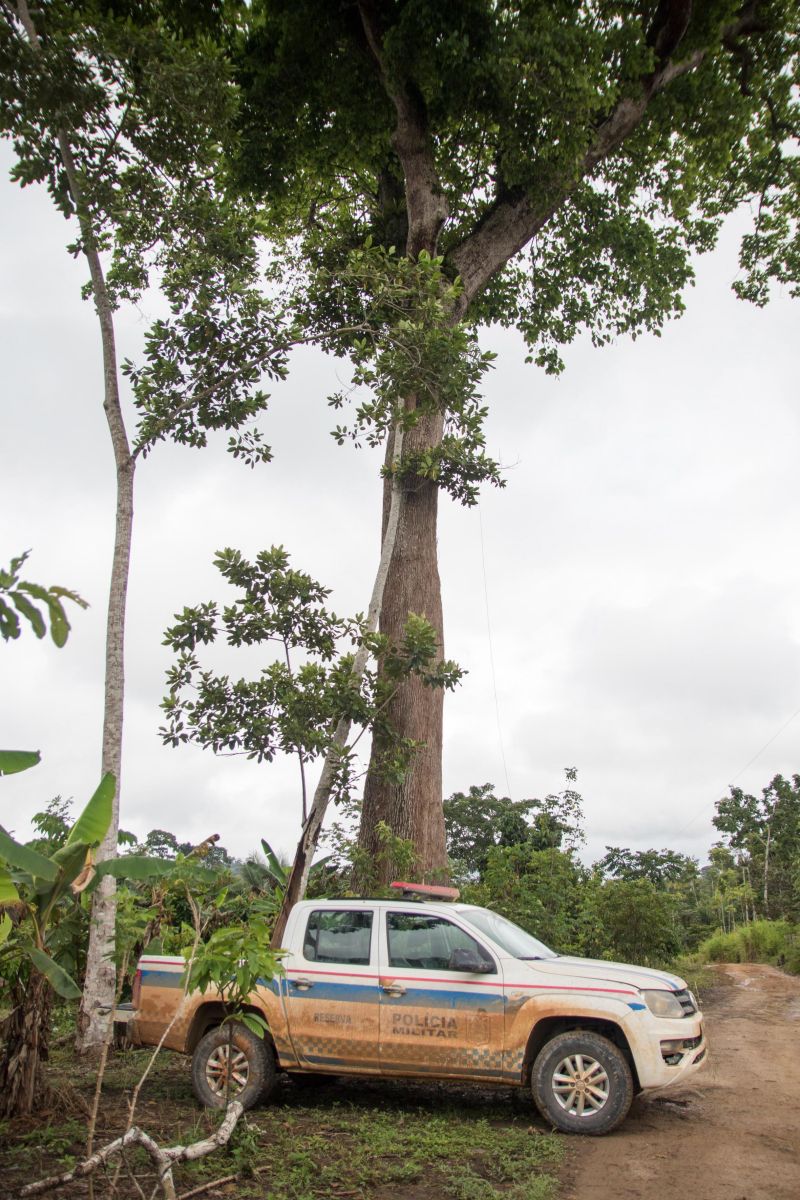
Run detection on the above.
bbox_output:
[634,1017,708,1092]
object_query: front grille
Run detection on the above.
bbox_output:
[674,988,697,1017]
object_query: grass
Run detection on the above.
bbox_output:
[0,1042,565,1200]
[695,919,800,975]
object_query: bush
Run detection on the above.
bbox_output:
[697,919,799,971]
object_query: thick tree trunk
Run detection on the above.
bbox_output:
[0,971,53,1118]
[356,408,448,887]
[354,5,452,886]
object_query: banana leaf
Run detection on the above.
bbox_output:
[28,946,81,1000]
[0,826,58,881]
[0,865,20,905]
[64,773,115,848]
[0,749,41,776]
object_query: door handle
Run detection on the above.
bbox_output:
[291,977,314,991]
[381,982,406,997]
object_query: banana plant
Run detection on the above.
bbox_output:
[0,749,175,1118]
[0,751,172,999]
[257,838,333,892]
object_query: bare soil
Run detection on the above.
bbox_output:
[564,963,800,1200]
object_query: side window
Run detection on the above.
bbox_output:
[387,913,495,972]
[303,910,373,966]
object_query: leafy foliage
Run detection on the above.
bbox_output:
[445,768,800,969]
[0,552,87,646]
[444,771,585,881]
[235,0,800,371]
[161,546,463,808]
[713,773,800,922]
[0,2,291,468]
[184,919,285,1041]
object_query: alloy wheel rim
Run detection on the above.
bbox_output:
[551,1052,610,1117]
[205,1044,250,1097]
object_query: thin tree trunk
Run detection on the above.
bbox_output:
[0,971,53,1118]
[77,444,133,1052]
[14,0,134,1055]
[65,138,133,1054]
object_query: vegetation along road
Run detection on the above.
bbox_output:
[566,964,800,1200]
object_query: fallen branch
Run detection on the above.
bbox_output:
[19,1100,244,1200]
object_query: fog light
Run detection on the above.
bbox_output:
[661,1039,686,1065]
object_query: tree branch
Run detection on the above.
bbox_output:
[449,2,769,313]
[357,1,448,257]
[19,1102,245,1200]
[131,322,396,461]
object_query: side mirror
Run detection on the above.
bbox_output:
[448,947,494,974]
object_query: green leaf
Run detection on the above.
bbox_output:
[0,598,20,641]
[28,947,81,1000]
[94,856,175,881]
[46,596,70,648]
[0,826,58,881]
[260,839,287,885]
[9,591,46,638]
[17,584,72,646]
[0,866,20,905]
[239,1011,268,1039]
[0,913,12,945]
[0,749,41,776]
[65,773,115,848]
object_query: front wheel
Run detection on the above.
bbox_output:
[191,1023,277,1110]
[531,1030,633,1135]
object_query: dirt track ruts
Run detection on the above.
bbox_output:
[564,963,800,1200]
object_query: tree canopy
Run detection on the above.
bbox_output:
[235,0,800,366]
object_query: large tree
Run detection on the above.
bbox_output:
[231,0,800,883]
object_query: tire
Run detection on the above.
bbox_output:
[531,1030,633,1136]
[191,1023,277,1111]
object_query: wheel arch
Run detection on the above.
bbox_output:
[522,1016,641,1093]
[186,1002,273,1055]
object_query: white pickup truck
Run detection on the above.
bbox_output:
[125,884,707,1135]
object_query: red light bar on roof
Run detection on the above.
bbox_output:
[390,881,461,901]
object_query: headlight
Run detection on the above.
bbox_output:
[641,989,686,1019]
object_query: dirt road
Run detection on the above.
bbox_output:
[565,964,800,1200]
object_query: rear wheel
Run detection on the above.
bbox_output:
[531,1030,633,1135]
[191,1023,277,1110]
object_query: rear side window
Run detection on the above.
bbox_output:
[303,910,373,966]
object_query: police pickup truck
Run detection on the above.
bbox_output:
[124,882,707,1135]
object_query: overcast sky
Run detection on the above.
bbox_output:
[2,143,799,871]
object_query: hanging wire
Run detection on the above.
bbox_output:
[478,504,513,797]
[676,702,800,835]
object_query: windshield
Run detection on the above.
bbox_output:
[461,909,557,960]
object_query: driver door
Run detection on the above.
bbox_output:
[378,910,506,1080]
